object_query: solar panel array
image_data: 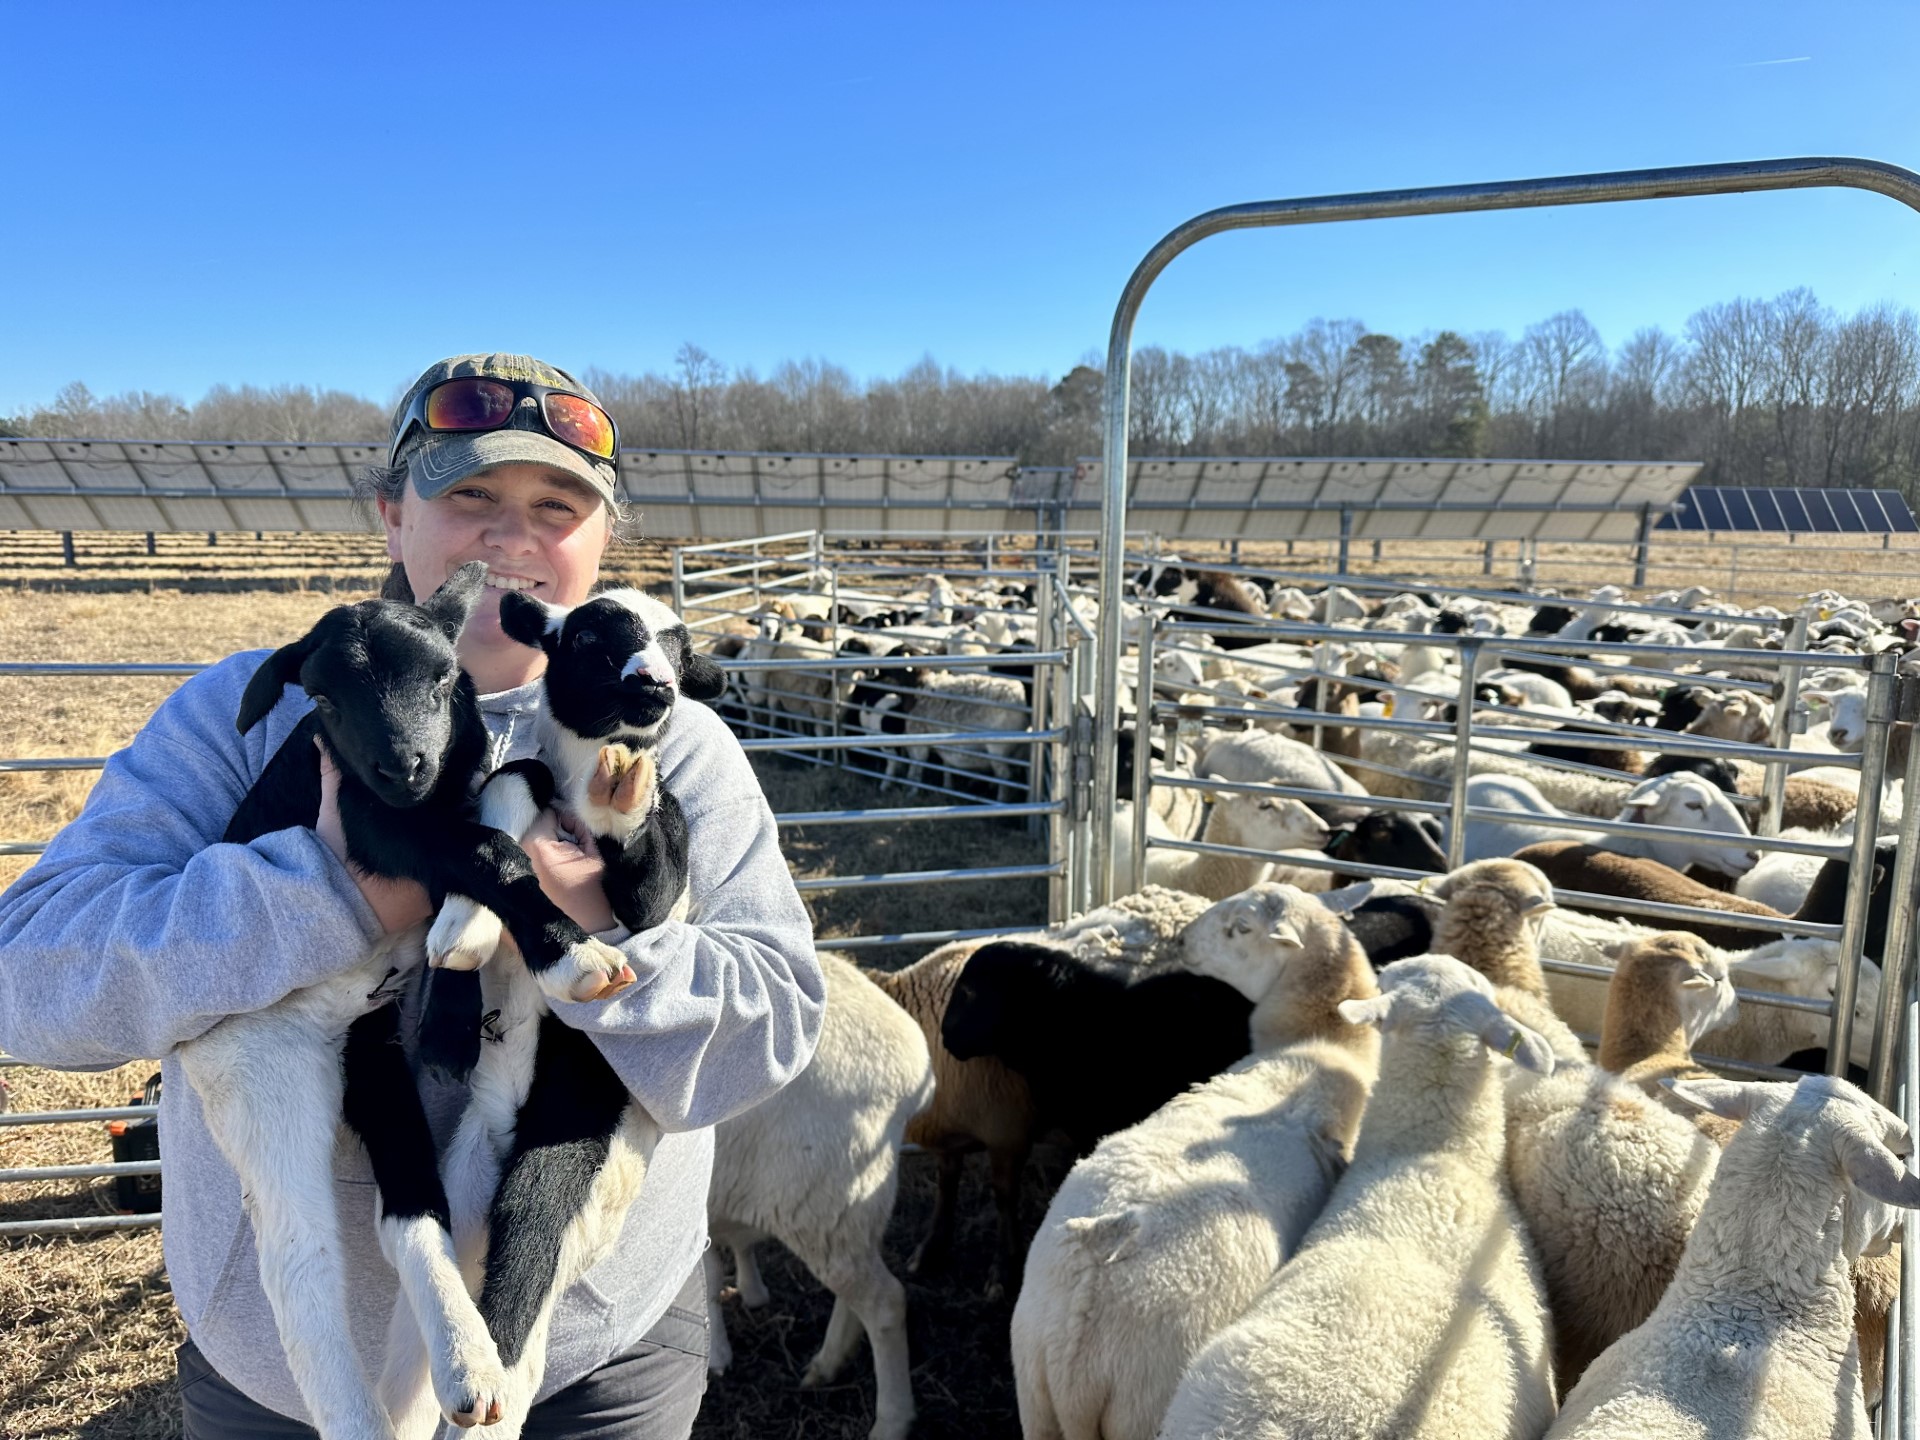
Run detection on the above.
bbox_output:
[1056,457,1701,541]
[1656,485,1920,535]
[33,439,1903,547]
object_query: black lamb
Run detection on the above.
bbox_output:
[939,940,1253,1152]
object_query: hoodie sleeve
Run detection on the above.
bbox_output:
[0,652,385,1070]
[546,705,825,1132]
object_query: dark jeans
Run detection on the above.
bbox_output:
[177,1264,709,1439]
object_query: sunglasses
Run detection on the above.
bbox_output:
[389,376,619,468]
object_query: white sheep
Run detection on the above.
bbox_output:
[1535,910,1884,1071]
[1506,933,1730,1387]
[1548,1075,1920,1439]
[1158,954,1558,1440]
[1457,771,1758,879]
[1192,727,1373,815]
[1142,792,1330,899]
[705,953,934,1440]
[1009,886,1377,1440]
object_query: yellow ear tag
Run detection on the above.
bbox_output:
[1415,875,1430,894]
[1382,695,1396,718]
[1503,1031,1524,1060]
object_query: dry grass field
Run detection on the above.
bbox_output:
[3,521,1916,1439]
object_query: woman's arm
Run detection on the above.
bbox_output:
[0,652,390,1069]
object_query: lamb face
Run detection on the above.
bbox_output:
[237,560,487,808]
[499,588,725,743]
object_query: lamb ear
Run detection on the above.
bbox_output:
[499,590,565,653]
[1337,995,1395,1029]
[1269,920,1304,949]
[1661,1076,1763,1122]
[237,638,313,734]
[679,647,728,703]
[422,561,490,641]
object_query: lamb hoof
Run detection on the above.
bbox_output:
[428,900,501,971]
[736,1274,771,1309]
[539,939,635,1004]
[436,1349,506,1430]
[581,746,657,842]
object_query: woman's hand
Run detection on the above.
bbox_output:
[522,809,619,935]
[314,739,434,935]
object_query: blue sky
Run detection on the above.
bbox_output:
[3,1,1916,415]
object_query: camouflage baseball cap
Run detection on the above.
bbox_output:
[387,353,620,506]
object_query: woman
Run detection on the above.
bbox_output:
[0,353,825,1438]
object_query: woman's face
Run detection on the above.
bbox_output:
[379,462,612,692]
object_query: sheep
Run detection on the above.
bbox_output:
[704,955,933,1440]
[940,939,1254,1155]
[1503,1003,1724,1392]
[852,665,1029,800]
[1594,933,1741,1139]
[861,887,1211,1296]
[178,564,636,1439]
[1009,886,1377,1440]
[1592,933,1900,1405]
[1425,858,1588,1065]
[1192,727,1374,822]
[1322,807,1449,884]
[1143,791,1330,899]
[1547,1076,1920,1440]
[1159,954,1558,1440]
[392,586,727,1439]
[1460,772,1758,879]
[1515,841,1786,945]
[1535,908,1886,1072]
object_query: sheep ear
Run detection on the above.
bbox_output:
[237,637,314,734]
[1455,995,1555,1075]
[1337,995,1395,1029]
[1269,920,1304,949]
[499,591,565,653]
[1840,1131,1920,1209]
[422,561,489,641]
[1520,894,1556,915]
[1426,871,1458,900]
[1323,879,1376,917]
[1679,975,1717,990]
[1730,951,1813,985]
[1599,937,1633,961]
[678,647,729,703]
[1662,1077,1762,1122]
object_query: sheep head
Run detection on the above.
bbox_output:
[237,561,487,807]
[1665,1074,1920,1256]
[499,587,725,742]
[1338,954,1555,1076]
[1616,773,1759,879]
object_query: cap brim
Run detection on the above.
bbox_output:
[409,430,618,506]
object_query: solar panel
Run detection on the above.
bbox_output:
[1654,485,1919,534]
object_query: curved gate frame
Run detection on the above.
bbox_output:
[1091,156,1920,905]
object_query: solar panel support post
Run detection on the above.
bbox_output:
[1090,157,1920,907]
[1482,540,1496,576]
[144,532,155,556]
[60,532,74,568]
[1632,506,1653,589]
[1337,506,1353,574]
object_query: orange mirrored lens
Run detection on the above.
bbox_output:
[424,378,517,431]
[544,394,617,458]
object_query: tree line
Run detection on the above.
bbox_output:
[7,288,1918,497]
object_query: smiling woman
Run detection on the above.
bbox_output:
[0,351,825,1440]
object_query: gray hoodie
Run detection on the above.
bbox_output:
[0,649,824,1424]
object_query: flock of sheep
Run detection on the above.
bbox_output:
[693,556,1920,1438]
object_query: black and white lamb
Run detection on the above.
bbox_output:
[181,563,636,1440]
[390,586,727,1439]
